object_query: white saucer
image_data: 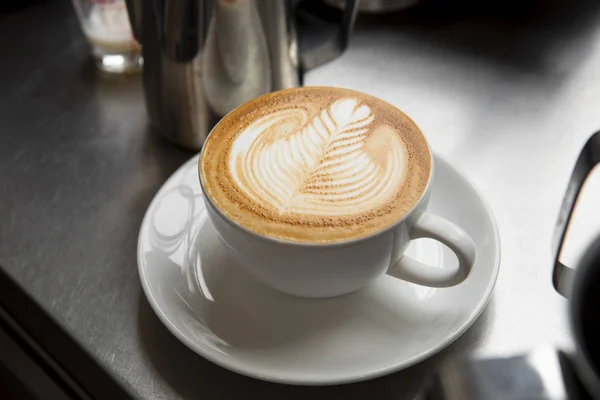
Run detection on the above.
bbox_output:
[137,154,500,385]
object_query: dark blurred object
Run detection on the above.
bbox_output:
[553,131,600,398]
[427,132,600,400]
[573,235,600,399]
[0,0,48,14]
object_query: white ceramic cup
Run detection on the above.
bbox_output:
[199,151,477,298]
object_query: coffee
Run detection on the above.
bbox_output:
[200,87,431,243]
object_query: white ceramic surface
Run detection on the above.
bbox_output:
[137,154,500,385]
[201,156,477,298]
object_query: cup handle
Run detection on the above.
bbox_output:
[387,214,477,287]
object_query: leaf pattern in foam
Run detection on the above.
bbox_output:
[229,98,405,217]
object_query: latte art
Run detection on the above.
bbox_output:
[229,99,404,217]
[200,87,431,243]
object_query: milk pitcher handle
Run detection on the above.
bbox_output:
[553,131,600,298]
[295,0,359,72]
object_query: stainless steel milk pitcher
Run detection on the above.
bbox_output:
[125,0,359,150]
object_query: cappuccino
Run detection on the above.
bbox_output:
[200,87,431,243]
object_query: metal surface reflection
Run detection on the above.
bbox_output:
[428,348,578,400]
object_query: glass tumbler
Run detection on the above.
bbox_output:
[71,0,142,74]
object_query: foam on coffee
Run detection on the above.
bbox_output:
[200,87,431,243]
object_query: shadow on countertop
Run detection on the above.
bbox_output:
[354,0,600,73]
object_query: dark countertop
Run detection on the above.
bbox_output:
[2,0,600,399]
